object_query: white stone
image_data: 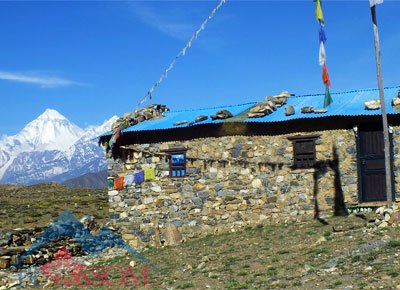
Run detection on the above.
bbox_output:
[385,213,391,222]
[378,221,388,228]
[210,167,218,173]
[251,179,262,189]
[222,152,229,159]
[114,196,121,202]
[108,190,119,196]
[151,186,162,193]
[120,212,128,219]
[364,266,373,272]
[143,197,154,205]
[240,168,250,175]
[385,208,394,215]
[376,206,385,215]
[276,176,284,183]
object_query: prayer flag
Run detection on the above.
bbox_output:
[319,42,326,66]
[324,84,333,108]
[369,0,383,7]
[114,176,124,190]
[107,178,114,190]
[322,61,331,87]
[134,171,144,185]
[315,0,324,24]
[319,24,327,44]
[144,168,156,181]
[124,173,135,187]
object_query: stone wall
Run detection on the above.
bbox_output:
[107,127,400,248]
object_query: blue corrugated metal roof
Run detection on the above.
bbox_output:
[103,86,400,136]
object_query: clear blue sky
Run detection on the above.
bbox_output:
[1,0,399,136]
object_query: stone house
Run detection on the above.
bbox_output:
[99,87,400,247]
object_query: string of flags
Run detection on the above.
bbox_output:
[315,0,332,109]
[135,0,227,109]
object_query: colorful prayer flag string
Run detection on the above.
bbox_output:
[134,0,227,110]
[315,0,332,108]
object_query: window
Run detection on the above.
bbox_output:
[163,148,187,178]
[287,135,319,168]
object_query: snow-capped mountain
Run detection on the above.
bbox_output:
[0,109,117,185]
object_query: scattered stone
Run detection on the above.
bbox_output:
[197,261,206,270]
[210,110,233,120]
[247,102,275,118]
[389,212,400,225]
[314,108,327,114]
[251,179,262,189]
[376,206,385,215]
[195,115,208,123]
[365,100,380,110]
[173,120,188,126]
[0,257,10,269]
[151,186,162,193]
[285,105,295,116]
[392,97,400,107]
[301,106,314,113]
[143,197,154,205]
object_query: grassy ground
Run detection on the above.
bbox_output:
[47,215,400,289]
[0,183,108,229]
[2,184,400,289]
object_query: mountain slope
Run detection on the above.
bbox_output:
[62,170,108,189]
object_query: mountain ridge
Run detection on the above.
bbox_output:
[0,110,117,185]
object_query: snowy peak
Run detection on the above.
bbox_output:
[37,109,68,121]
[19,109,84,151]
[0,109,115,183]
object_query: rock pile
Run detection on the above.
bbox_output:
[0,228,85,270]
[374,205,400,228]
[0,215,100,270]
[111,104,169,131]
[247,91,293,118]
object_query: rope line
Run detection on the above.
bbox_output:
[135,0,227,110]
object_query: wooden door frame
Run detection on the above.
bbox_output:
[356,124,395,203]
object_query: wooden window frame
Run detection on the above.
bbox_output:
[287,135,320,168]
[163,148,188,178]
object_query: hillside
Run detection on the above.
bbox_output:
[0,183,108,229]
[62,170,107,189]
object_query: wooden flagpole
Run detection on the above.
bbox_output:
[370,4,393,207]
